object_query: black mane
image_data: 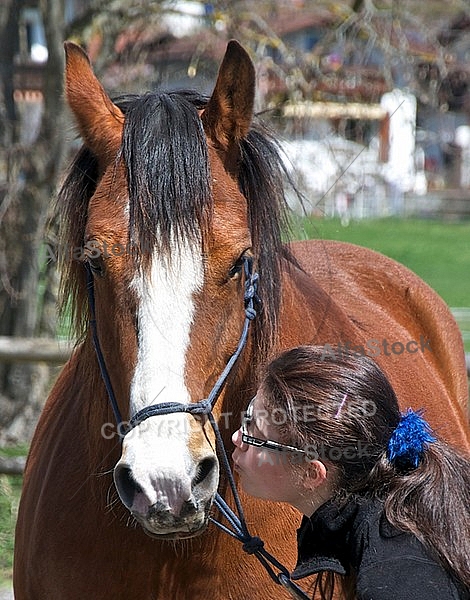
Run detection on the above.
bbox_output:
[120,91,211,262]
[57,89,292,362]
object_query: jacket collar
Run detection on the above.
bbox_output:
[291,496,384,580]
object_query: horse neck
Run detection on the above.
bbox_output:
[277,255,360,347]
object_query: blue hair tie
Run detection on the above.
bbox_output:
[387,409,436,470]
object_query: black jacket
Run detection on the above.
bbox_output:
[291,497,469,600]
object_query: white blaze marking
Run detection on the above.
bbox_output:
[130,241,202,413]
[124,240,203,513]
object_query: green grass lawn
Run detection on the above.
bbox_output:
[292,217,470,308]
[290,216,470,353]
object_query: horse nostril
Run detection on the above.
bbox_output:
[192,457,216,487]
[114,464,143,509]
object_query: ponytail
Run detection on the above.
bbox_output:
[377,442,470,588]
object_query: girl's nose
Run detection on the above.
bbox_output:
[232,428,246,450]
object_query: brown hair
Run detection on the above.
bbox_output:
[261,345,470,599]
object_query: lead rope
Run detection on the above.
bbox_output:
[86,258,310,600]
[208,409,311,600]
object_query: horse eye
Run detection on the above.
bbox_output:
[228,258,244,280]
[87,257,105,277]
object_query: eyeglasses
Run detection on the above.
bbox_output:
[241,397,306,454]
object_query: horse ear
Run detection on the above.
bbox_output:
[202,40,255,154]
[64,42,124,163]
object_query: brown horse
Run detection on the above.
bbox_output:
[14,40,469,599]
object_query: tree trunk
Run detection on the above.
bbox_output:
[0,0,67,445]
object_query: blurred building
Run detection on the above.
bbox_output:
[13,1,470,218]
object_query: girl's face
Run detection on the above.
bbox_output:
[231,395,307,505]
[232,395,333,515]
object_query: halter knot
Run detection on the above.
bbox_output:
[244,271,259,301]
[242,535,264,555]
[189,398,212,415]
[245,306,257,320]
[244,261,259,322]
[245,258,259,304]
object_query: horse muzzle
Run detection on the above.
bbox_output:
[113,447,219,538]
[133,498,213,539]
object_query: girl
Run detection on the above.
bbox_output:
[232,345,470,599]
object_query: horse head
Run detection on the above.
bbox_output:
[62,41,280,539]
